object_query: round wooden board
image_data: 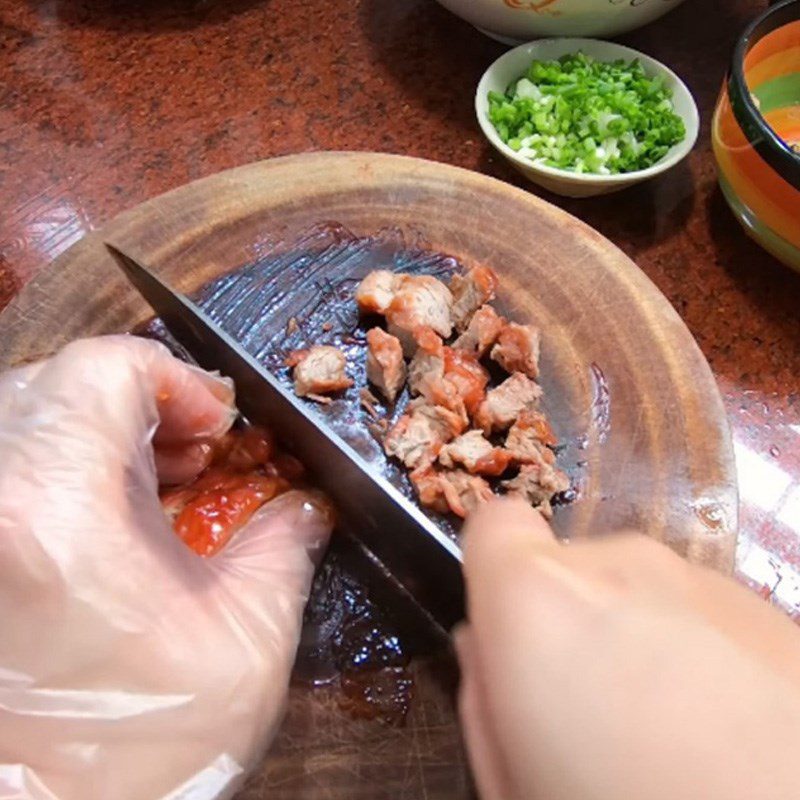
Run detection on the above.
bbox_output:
[0,152,737,798]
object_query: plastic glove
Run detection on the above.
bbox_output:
[0,336,333,800]
[457,499,800,800]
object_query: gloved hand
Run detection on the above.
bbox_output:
[457,499,800,800]
[0,336,333,800]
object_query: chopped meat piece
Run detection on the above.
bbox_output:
[408,326,445,398]
[407,329,467,422]
[537,461,569,495]
[453,304,505,358]
[439,470,495,518]
[407,396,467,433]
[505,410,558,465]
[286,317,299,335]
[438,430,513,476]
[356,270,405,314]
[287,345,353,398]
[491,321,541,379]
[443,348,489,417]
[161,455,291,557]
[408,329,488,419]
[386,275,453,354]
[450,266,498,332]
[366,328,406,402]
[384,402,466,470]
[360,387,381,420]
[159,424,304,557]
[409,466,450,515]
[474,373,543,434]
[357,271,453,349]
[322,321,333,332]
[410,466,494,518]
[501,463,570,520]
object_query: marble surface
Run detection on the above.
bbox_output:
[1,0,799,615]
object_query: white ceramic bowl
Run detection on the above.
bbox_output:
[436,0,688,43]
[475,38,700,198]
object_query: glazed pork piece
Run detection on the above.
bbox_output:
[491,321,541,379]
[438,430,512,477]
[453,304,505,358]
[286,345,353,400]
[438,469,495,518]
[409,466,448,515]
[407,327,446,401]
[410,466,494,519]
[450,266,498,332]
[355,269,405,314]
[442,348,489,417]
[366,328,406,402]
[501,463,570,520]
[160,425,298,556]
[474,373,543,435]
[408,328,488,419]
[383,400,466,470]
[386,275,453,355]
[502,411,569,519]
[354,271,454,355]
[505,410,558,466]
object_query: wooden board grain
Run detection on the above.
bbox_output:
[0,152,738,798]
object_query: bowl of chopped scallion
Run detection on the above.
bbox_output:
[476,39,699,197]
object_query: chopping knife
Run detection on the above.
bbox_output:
[106,243,465,631]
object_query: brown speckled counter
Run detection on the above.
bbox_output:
[2,0,800,788]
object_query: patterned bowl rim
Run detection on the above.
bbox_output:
[728,0,800,190]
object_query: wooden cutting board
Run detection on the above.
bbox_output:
[0,152,738,798]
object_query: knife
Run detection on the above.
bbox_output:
[106,243,465,631]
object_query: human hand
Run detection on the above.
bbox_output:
[457,499,800,800]
[0,336,333,800]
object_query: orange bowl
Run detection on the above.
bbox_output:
[712,0,800,271]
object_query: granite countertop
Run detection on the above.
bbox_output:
[1,0,798,635]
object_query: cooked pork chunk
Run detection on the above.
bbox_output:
[439,469,495,518]
[442,348,489,416]
[286,346,353,399]
[384,401,465,470]
[491,321,541,379]
[410,466,494,518]
[357,272,453,350]
[453,304,505,358]
[408,327,445,399]
[474,373,542,434]
[386,275,453,354]
[409,466,450,515]
[356,270,405,314]
[501,463,569,520]
[366,327,406,402]
[505,410,558,465]
[450,266,498,332]
[438,430,513,476]
[408,329,488,419]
